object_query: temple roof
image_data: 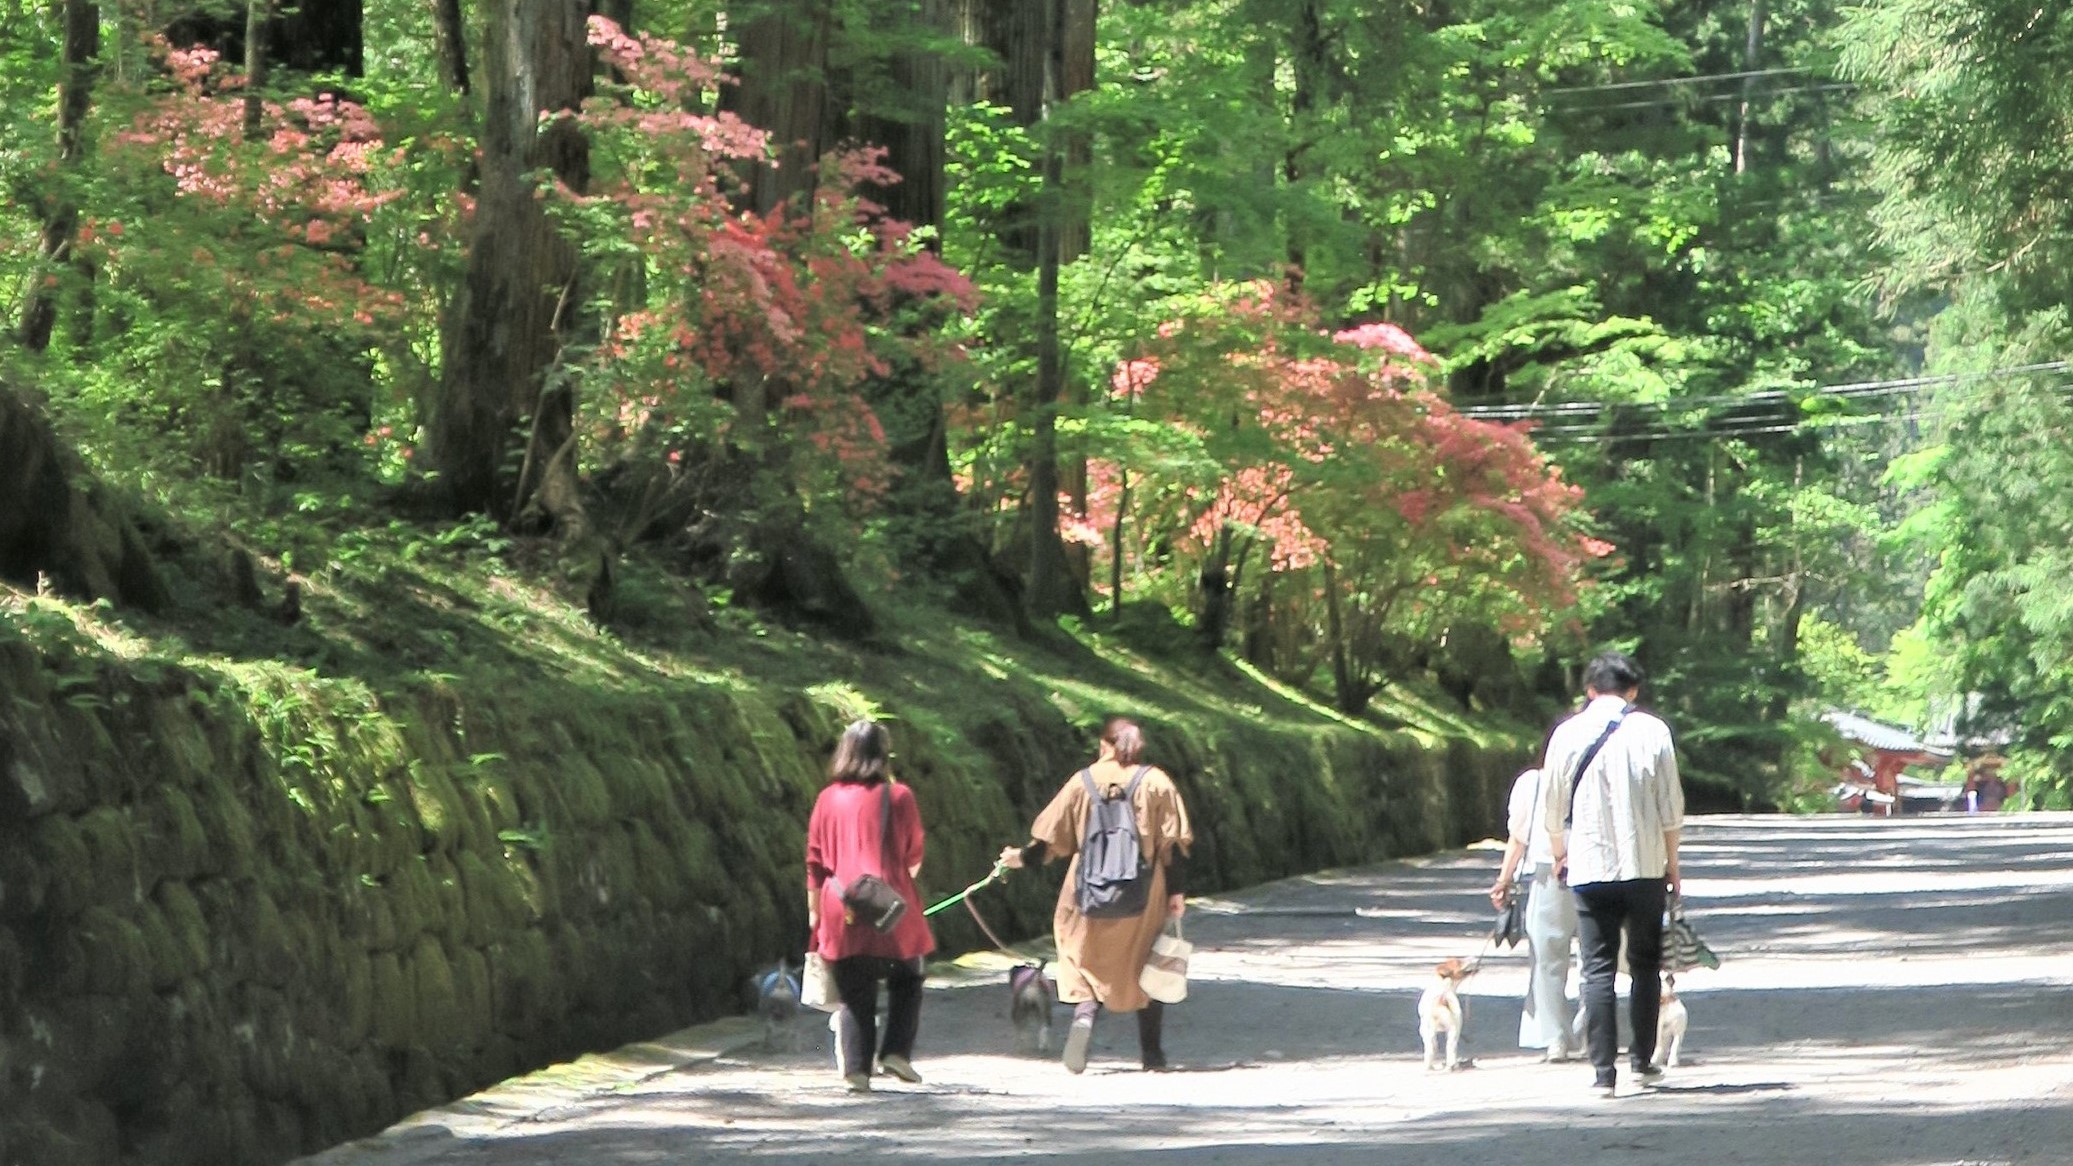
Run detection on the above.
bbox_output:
[1823,709,1954,759]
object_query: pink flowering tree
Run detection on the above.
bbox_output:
[1069,282,1606,711]
[81,40,446,483]
[556,19,974,554]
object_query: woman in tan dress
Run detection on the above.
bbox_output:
[1000,717,1193,1072]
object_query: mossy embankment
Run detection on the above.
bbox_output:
[0,535,1529,1166]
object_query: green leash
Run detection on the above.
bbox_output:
[922,859,1008,917]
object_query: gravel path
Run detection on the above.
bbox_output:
[298,813,2073,1166]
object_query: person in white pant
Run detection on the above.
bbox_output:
[1489,767,1585,1061]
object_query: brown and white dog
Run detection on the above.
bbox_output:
[1417,958,1478,1070]
[1653,974,1687,1068]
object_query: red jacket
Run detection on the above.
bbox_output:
[806,779,935,961]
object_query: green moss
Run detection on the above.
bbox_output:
[549,753,614,829]
[244,889,300,988]
[190,782,258,878]
[407,934,459,1049]
[368,952,412,1046]
[404,764,467,854]
[146,786,211,882]
[486,927,553,1028]
[425,853,467,940]
[448,945,493,1051]
[337,947,373,1045]
[74,906,150,997]
[29,815,92,918]
[154,881,212,979]
[393,854,450,949]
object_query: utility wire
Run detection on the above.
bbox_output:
[1555,82,1855,114]
[1456,361,2073,422]
[1540,67,1811,96]
[1522,380,2073,444]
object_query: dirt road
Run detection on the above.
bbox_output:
[299,814,2073,1166]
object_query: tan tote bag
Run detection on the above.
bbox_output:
[1139,919,1192,1004]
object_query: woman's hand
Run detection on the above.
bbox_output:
[998,844,1025,870]
[1487,880,1512,910]
[1168,893,1186,919]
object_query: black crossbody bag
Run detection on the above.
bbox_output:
[840,782,910,933]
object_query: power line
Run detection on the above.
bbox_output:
[1456,361,2073,422]
[1540,67,1811,96]
[1555,82,1855,114]
[1520,379,2073,444]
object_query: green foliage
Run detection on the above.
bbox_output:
[3,0,2050,812]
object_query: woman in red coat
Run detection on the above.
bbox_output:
[806,720,935,1091]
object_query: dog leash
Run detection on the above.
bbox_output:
[922,859,1008,918]
[921,860,1039,964]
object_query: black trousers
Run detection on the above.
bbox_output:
[831,956,924,1075]
[1573,877,1667,1079]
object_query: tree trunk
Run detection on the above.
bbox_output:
[433,0,470,91]
[956,0,1090,254]
[1282,0,1327,286]
[267,0,362,74]
[1109,466,1129,619]
[1197,523,1237,648]
[430,0,591,519]
[720,0,835,215]
[1323,560,1355,710]
[17,0,98,353]
[852,0,949,235]
[1733,0,1767,175]
[0,381,167,612]
[244,0,270,139]
[1023,0,1086,620]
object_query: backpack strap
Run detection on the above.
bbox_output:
[1564,704,1634,829]
[1083,765,1151,801]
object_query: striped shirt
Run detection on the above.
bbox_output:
[1542,695,1684,886]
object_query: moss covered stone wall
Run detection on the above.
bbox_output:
[0,635,1520,1166]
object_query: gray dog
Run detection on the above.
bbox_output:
[754,961,802,1051]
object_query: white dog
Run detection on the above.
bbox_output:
[1653,974,1687,1069]
[1417,958,1478,1070]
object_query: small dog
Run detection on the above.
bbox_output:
[1417,958,1478,1071]
[1009,962,1057,1054]
[1653,974,1687,1068]
[755,961,802,1052]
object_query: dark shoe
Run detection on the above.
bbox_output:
[1142,1052,1170,1072]
[1063,1015,1094,1075]
[1634,1063,1665,1085]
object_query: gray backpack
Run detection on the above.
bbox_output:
[1076,766,1152,918]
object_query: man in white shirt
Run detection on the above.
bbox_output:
[1488,767,1584,1060]
[1543,651,1684,1095]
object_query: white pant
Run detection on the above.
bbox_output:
[1518,864,1584,1051]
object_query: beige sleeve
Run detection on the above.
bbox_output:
[1029,774,1088,858]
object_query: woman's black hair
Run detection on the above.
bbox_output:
[829,719,891,784]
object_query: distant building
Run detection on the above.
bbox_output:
[1823,710,1963,815]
